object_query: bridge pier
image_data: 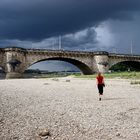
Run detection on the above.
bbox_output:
[6,72,23,79]
[3,47,26,79]
[94,52,109,73]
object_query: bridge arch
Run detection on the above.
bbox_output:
[109,60,140,71]
[25,57,93,75]
[0,65,6,72]
[0,66,6,79]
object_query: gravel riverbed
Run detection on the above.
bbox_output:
[0,78,140,140]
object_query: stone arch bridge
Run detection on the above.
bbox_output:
[0,47,140,78]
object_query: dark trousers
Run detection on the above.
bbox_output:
[98,84,104,95]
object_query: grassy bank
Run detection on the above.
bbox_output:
[73,72,140,79]
[23,71,140,80]
[23,73,70,79]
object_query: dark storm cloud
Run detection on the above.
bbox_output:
[0,0,140,40]
[0,28,99,51]
[62,28,98,50]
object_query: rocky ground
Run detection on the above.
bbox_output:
[0,78,140,140]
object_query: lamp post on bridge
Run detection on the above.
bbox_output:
[59,35,62,50]
[131,40,133,55]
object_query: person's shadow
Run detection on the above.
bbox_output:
[103,97,124,101]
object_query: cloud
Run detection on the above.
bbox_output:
[102,13,140,54]
[62,28,98,51]
[95,22,115,51]
[0,0,140,40]
[0,27,98,51]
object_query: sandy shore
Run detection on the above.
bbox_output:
[0,78,140,140]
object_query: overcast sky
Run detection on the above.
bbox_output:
[0,0,140,71]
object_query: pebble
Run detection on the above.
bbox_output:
[39,129,50,137]
[116,132,121,137]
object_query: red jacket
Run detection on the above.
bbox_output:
[96,76,104,85]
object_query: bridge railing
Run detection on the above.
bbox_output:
[27,48,110,54]
[1,47,140,57]
[109,53,140,57]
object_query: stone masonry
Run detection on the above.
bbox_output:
[0,47,140,78]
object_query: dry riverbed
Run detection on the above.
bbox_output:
[0,78,140,140]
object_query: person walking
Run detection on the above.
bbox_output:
[96,72,105,101]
